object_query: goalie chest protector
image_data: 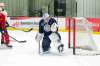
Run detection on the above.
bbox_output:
[39,18,57,36]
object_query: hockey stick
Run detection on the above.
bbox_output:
[8,26,33,32]
[9,36,26,43]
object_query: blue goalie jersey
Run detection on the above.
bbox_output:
[39,18,57,37]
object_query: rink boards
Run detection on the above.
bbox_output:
[7,17,100,34]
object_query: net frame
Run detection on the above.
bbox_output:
[68,17,99,55]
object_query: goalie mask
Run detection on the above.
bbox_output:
[43,13,49,20]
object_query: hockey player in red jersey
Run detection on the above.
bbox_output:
[0,3,12,48]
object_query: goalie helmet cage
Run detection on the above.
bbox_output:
[68,17,98,55]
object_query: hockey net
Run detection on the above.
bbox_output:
[68,17,100,55]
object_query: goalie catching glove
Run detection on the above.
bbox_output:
[51,22,58,32]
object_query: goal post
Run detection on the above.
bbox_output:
[68,17,97,55]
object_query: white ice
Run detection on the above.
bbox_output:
[0,30,100,66]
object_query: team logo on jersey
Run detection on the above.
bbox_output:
[44,23,51,32]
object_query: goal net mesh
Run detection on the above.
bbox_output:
[68,17,100,55]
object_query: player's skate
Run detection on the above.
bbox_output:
[0,40,6,48]
[1,40,5,44]
[42,50,50,54]
[0,43,12,49]
[6,44,12,48]
[0,45,12,49]
[0,44,6,49]
[1,40,12,48]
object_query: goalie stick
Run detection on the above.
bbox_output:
[35,33,41,54]
[9,36,26,43]
[39,41,41,54]
[8,26,33,32]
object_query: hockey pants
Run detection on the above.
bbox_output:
[0,22,10,45]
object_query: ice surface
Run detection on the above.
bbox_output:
[0,30,100,66]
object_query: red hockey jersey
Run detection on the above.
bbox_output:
[0,12,6,29]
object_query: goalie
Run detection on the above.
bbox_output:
[35,13,64,54]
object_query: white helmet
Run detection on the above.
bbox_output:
[43,13,49,19]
